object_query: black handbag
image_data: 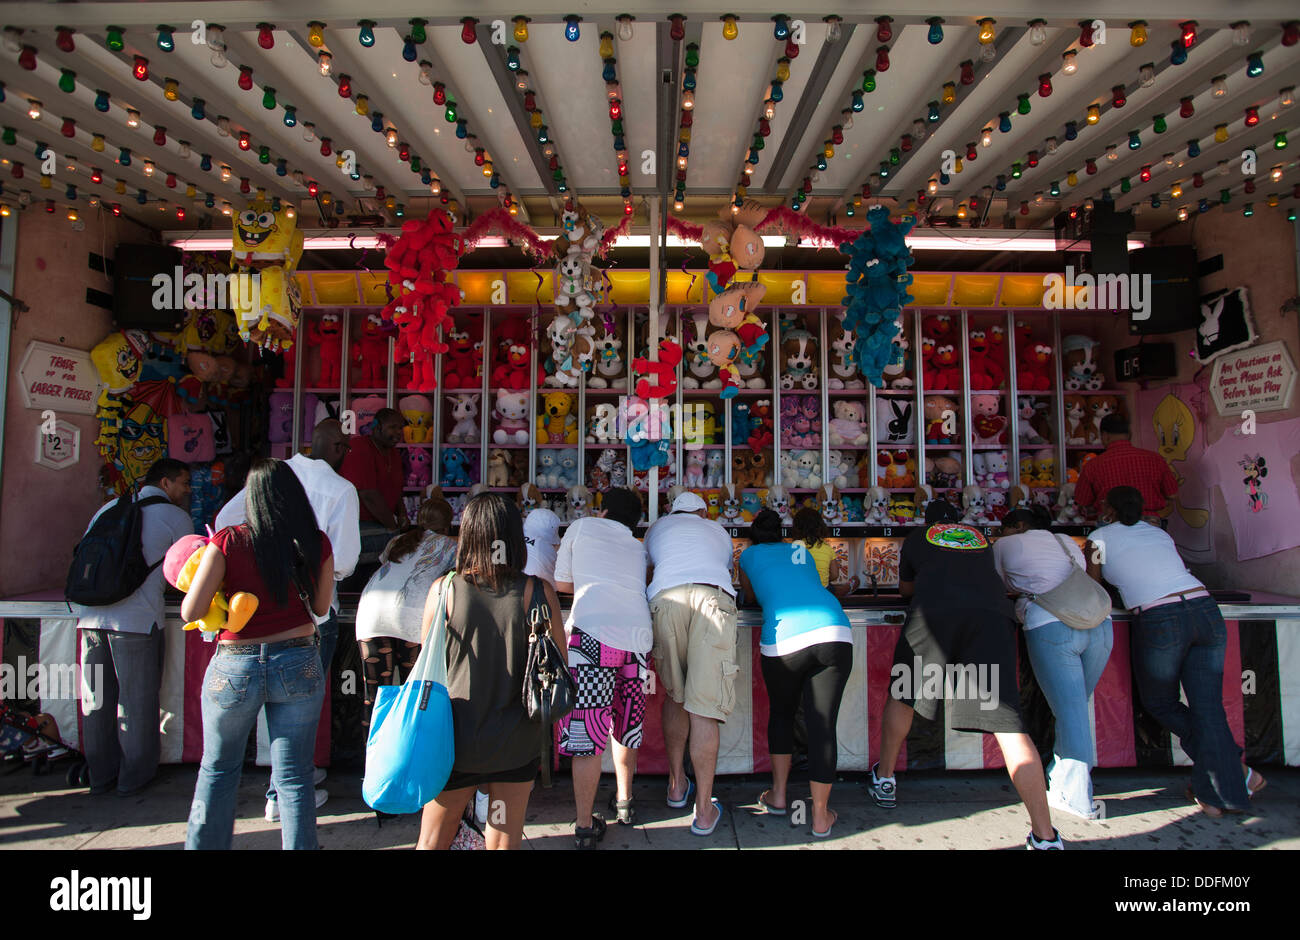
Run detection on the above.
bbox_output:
[521,576,576,786]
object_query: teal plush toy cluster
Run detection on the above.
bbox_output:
[840,207,916,387]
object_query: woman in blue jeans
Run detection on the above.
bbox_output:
[1088,486,1264,816]
[182,459,335,849]
[994,506,1113,820]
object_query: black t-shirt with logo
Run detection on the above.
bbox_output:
[899,523,1014,620]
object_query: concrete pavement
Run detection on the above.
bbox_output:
[2,762,1296,850]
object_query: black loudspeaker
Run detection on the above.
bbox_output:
[1127,245,1200,335]
[1114,343,1177,382]
[1086,204,1133,275]
[112,243,185,330]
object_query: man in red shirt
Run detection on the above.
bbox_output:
[341,408,407,555]
[1074,415,1178,516]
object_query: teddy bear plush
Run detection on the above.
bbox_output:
[828,400,869,447]
[826,449,854,489]
[971,393,1008,445]
[789,450,822,489]
[634,338,683,399]
[537,451,561,489]
[492,389,531,445]
[536,391,579,445]
[487,449,514,487]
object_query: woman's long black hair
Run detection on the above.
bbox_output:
[244,458,323,607]
[455,492,526,591]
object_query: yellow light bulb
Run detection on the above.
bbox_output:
[513,17,529,43]
[529,110,543,129]
[957,203,967,218]
[1214,124,1229,143]
[598,32,613,58]
[853,194,862,207]
[978,19,995,44]
[1130,22,1148,47]
[307,23,325,48]
[185,183,196,197]
[222,203,232,216]
[164,79,179,101]
[1171,182,1182,198]
[928,179,938,194]
[115,179,126,194]
[722,15,738,41]
[1268,193,1279,207]
[824,142,834,159]
[942,82,956,105]
[355,95,368,116]
[92,135,105,153]
[482,161,493,178]
[40,174,52,189]
[679,127,691,144]
[776,58,791,83]
[1087,104,1100,125]
[1067,170,1078,186]
[954,156,963,173]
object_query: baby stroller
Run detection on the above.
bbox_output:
[0,702,89,786]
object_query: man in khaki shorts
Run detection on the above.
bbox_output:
[644,491,738,836]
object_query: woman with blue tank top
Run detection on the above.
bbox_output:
[738,510,853,838]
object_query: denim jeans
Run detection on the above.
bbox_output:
[1024,619,1113,817]
[186,639,325,850]
[1132,595,1249,811]
[265,610,336,803]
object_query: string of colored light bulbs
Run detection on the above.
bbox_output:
[789,15,896,215]
[6,25,399,219]
[481,16,570,201]
[950,22,1298,223]
[0,85,285,222]
[671,30,696,213]
[730,15,806,213]
[597,28,635,217]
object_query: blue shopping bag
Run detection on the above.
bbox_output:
[362,573,456,815]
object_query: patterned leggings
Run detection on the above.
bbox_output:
[358,637,421,731]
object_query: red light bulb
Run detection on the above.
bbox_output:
[474,148,485,166]
[18,45,37,70]
[257,24,275,50]
[522,90,535,111]
[1086,158,1097,175]
[550,156,560,171]
[680,110,693,128]
[374,185,384,200]
[1027,150,1039,168]
[320,137,331,156]
[133,56,149,81]
[1021,201,1029,215]
[308,181,319,196]
[832,125,844,145]
[1038,73,1052,97]
[398,143,409,161]
[758,118,771,137]
[91,168,102,184]
[786,39,799,59]
[165,172,176,188]
[1244,106,1259,127]
[1140,165,1151,182]
[862,182,871,198]
[153,126,166,146]
[176,207,185,221]
[434,83,447,106]
[676,169,687,183]
[609,99,621,121]
[61,117,76,137]
[876,17,893,44]
[337,74,351,97]
[624,202,633,216]
[56,28,75,53]
[875,46,889,72]
[238,131,250,150]
[1284,22,1300,47]
[239,177,251,194]
[669,16,685,42]
[1179,97,1194,119]
[1192,171,1204,188]
[461,18,478,44]
[965,142,977,160]
[961,61,975,85]
[1244,179,1255,194]
[237,66,253,91]
[1079,21,1095,47]
[1180,21,1197,48]
[1112,86,1127,108]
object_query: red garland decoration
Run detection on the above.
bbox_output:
[667,216,705,242]
[458,207,632,262]
[753,205,864,246]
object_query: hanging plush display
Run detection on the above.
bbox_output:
[695,201,771,399]
[379,208,463,392]
[230,200,304,350]
[840,206,915,387]
[544,200,606,387]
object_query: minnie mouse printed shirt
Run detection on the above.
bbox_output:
[1197,418,1300,561]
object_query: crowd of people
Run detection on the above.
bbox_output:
[74,418,1265,851]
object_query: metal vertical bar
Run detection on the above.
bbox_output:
[0,215,16,490]
[480,309,491,485]
[647,195,662,522]
[912,310,925,491]
[959,309,972,486]
[340,309,352,406]
[1005,310,1020,502]
[431,325,444,487]
[818,305,829,496]
[527,307,538,493]
[771,306,782,487]
[291,315,305,454]
[1052,310,1066,492]
[674,304,683,492]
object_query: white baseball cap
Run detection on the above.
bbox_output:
[524,507,562,541]
[671,491,707,513]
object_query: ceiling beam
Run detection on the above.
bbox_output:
[654,18,676,196]
[474,23,559,203]
[760,22,855,193]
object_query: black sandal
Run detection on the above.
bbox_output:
[574,813,607,850]
[607,794,636,825]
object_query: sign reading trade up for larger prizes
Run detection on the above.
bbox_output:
[17,341,102,416]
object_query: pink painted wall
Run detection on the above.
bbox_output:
[1125,206,1300,595]
[1,210,156,597]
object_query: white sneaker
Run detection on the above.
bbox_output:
[1026,827,1065,850]
[265,788,329,822]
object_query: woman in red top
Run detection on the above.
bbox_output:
[182,459,335,850]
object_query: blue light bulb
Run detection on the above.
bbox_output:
[1170,41,1187,66]
[999,112,1012,133]
[455,120,468,139]
[205,193,214,208]
[773,16,789,41]
[94,90,110,112]
[939,172,950,185]
[275,159,287,176]
[200,153,212,171]
[1065,121,1078,141]
[565,17,580,42]
[603,62,616,82]
[402,38,417,62]
[1187,139,1200,158]
[1128,131,1141,150]
[119,147,131,166]
[136,188,147,204]
[851,91,864,112]
[927,19,944,44]
[1246,52,1263,78]
[359,22,375,47]
[156,27,174,52]
[1150,194,1160,208]
[996,175,1007,191]
[770,81,783,103]
[507,47,520,70]
[192,98,206,120]
[282,105,295,127]
[371,112,383,132]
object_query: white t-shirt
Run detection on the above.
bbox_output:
[355,532,457,643]
[994,531,1092,630]
[1089,521,1205,610]
[554,516,651,654]
[643,512,735,601]
[523,509,562,587]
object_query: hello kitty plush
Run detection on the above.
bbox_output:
[828,400,869,447]
[492,389,530,445]
[985,451,1011,489]
[985,489,1008,521]
[865,485,890,525]
[971,452,991,489]
[447,392,480,444]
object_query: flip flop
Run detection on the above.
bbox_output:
[1245,767,1267,797]
[812,809,838,838]
[666,778,695,809]
[691,797,724,836]
[757,790,787,815]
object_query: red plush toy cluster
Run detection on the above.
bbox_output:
[352,312,392,388]
[1014,319,1054,391]
[966,325,1006,390]
[441,326,482,389]
[633,339,683,399]
[490,317,532,390]
[381,209,462,392]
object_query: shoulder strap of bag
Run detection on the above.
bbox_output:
[1052,533,1082,569]
[412,571,455,688]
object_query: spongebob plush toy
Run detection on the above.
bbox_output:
[231,201,304,350]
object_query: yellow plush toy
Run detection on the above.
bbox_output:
[163,534,258,634]
[536,391,579,444]
[231,201,304,351]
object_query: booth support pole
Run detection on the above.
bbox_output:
[647,195,662,523]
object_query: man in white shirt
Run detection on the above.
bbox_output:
[553,488,649,849]
[642,490,737,837]
[214,419,360,817]
[78,458,194,796]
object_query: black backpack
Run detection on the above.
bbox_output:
[65,494,170,606]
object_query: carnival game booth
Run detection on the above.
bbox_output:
[2,8,1300,774]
